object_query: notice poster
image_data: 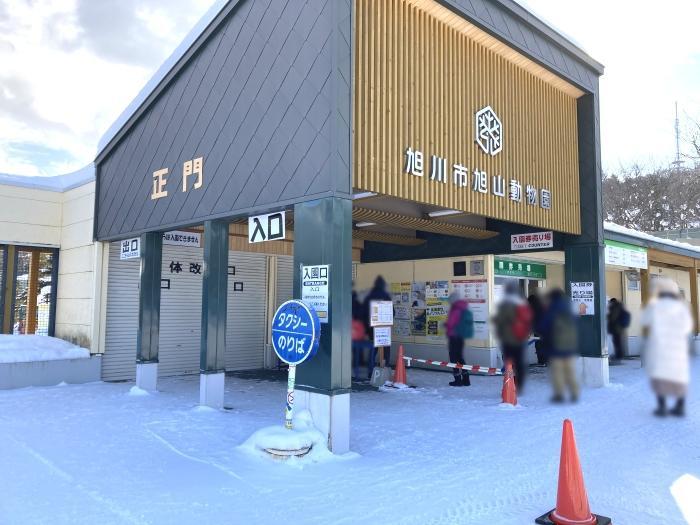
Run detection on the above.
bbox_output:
[452,279,489,340]
[410,282,427,336]
[390,282,412,339]
[301,264,330,323]
[426,303,448,339]
[370,300,393,327]
[373,326,392,347]
[571,281,595,316]
[452,279,487,302]
[425,280,450,300]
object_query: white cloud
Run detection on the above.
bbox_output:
[520,0,700,171]
[0,0,215,176]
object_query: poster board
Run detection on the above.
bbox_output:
[452,279,489,340]
[370,300,393,327]
[571,281,595,316]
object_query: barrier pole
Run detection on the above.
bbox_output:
[285,365,296,430]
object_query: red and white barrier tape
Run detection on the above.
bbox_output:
[403,356,502,376]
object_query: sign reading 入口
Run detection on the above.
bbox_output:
[571,281,595,316]
[120,238,140,260]
[248,211,286,243]
[511,231,554,251]
[301,264,329,324]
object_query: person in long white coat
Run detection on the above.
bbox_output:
[641,277,693,417]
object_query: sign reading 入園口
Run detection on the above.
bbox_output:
[301,264,329,324]
[511,232,554,251]
[604,240,648,269]
[571,281,595,316]
[494,258,547,279]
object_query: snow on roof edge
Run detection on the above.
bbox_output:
[604,222,700,255]
[0,164,95,192]
[96,0,230,157]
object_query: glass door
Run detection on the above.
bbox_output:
[6,247,57,335]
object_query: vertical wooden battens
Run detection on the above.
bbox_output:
[353,0,583,234]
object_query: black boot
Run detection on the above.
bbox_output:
[670,398,685,417]
[461,373,471,387]
[654,396,667,417]
[449,375,462,386]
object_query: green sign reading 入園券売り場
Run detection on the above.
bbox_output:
[494,258,547,279]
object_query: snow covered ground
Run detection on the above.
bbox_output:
[0,359,698,524]
[0,335,89,363]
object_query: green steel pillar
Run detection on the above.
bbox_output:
[136,232,162,390]
[293,197,352,453]
[294,197,352,392]
[199,220,229,407]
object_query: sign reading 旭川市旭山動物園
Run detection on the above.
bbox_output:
[271,300,320,366]
[604,240,648,269]
[494,258,546,279]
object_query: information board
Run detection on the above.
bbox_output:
[604,240,648,269]
[571,281,595,316]
[373,326,392,347]
[301,264,329,324]
[370,300,393,327]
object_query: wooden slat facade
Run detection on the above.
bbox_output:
[353,0,582,234]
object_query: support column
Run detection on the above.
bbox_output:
[565,243,609,387]
[688,265,699,335]
[294,197,352,454]
[136,232,162,391]
[2,245,16,334]
[26,251,39,334]
[640,268,650,305]
[199,220,229,409]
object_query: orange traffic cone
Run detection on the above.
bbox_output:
[535,419,612,525]
[392,344,407,385]
[501,360,517,405]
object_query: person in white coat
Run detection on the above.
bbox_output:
[641,277,693,417]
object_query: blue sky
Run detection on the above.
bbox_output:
[1,0,699,176]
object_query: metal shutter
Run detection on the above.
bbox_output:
[275,256,294,308]
[102,242,140,381]
[158,246,202,377]
[225,252,268,370]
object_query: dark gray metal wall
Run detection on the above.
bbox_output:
[95,0,351,240]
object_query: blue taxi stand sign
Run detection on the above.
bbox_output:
[271,300,321,429]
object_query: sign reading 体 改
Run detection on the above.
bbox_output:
[301,264,329,324]
[271,300,320,366]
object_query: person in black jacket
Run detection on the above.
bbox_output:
[363,276,392,366]
[528,293,548,366]
[607,298,630,362]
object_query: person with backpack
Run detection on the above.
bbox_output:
[444,292,473,386]
[492,281,532,391]
[539,289,580,403]
[607,298,631,362]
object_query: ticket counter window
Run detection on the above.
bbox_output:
[494,277,544,302]
[1,246,57,336]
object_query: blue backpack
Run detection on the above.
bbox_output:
[456,308,474,339]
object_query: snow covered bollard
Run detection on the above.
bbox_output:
[239,410,330,461]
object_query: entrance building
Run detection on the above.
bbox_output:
[92,0,609,452]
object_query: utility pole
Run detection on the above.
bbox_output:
[672,101,684,170]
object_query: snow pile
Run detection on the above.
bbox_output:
[128,386,150,397]
[0,335,90,364]
[239,410,333,463]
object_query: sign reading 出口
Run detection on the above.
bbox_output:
[494,258,547,279]
[301,264,329,324]
[511,232,554,251]
[120,238,140,260]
